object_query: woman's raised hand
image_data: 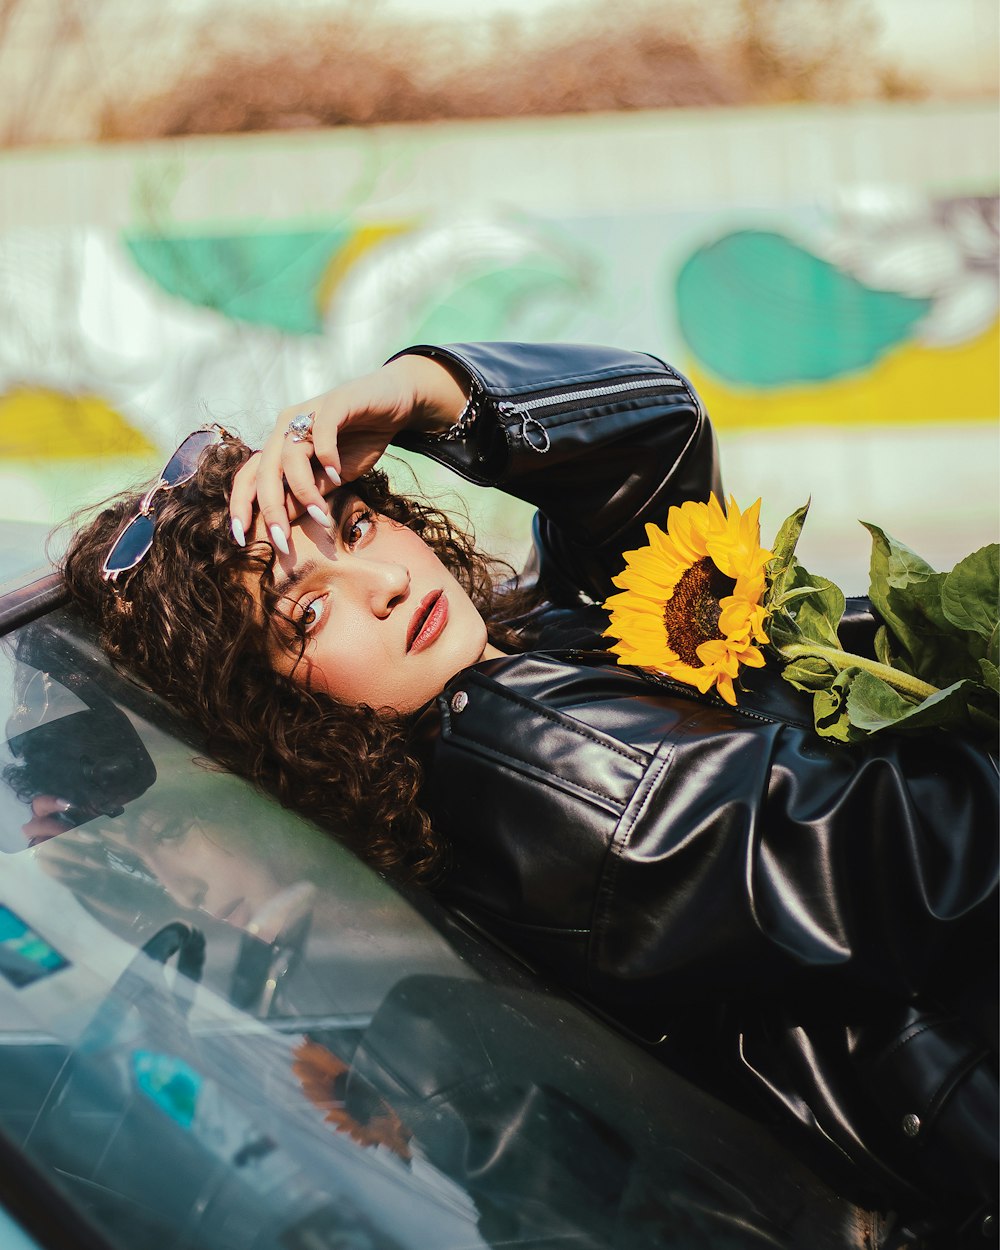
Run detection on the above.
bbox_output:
[229,354,468,551]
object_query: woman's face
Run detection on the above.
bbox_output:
[124,810,280,931]
[259,494,491,714]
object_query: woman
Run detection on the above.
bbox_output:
[63,342,997,1245]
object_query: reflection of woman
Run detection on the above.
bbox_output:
[101,775,317,942]
[61,343,996,1243]
[2,649,315,943]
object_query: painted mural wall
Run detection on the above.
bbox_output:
[0,102,996,584]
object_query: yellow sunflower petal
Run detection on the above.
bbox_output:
[715,673,737,705]
[644,524,694,572]
[612,570,676,599]
[665,502,710,560]
[690,669,720,694]
[717,598,753,631]
[660,658,714,689]
[603,490,773,705]
[696,639,740,675]
[706,492,729,530]
[707,496,771,581]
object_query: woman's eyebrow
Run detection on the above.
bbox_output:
[274,558,321,600]
[328,488,359,525]
[272,490,362,599]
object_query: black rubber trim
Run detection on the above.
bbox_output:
[0,572,67,635]
[0,1119,113,1250]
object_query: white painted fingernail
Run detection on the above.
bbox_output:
[231,517,246,547]
[322,465,342,485]
[307,505,332,528]
[269,525,289,555]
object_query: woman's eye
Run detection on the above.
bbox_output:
[153,822,187,845]
[344,510,375,548]
[300,595,326,633]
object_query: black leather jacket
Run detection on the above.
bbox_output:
[395,342,998,1241]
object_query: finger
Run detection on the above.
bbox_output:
[311,424,342,488]
[283,495,330,526]
[280,440,333,528]
[31,795,73,818]
[284,488,303,522]
[228,451,262,547]
[315,465,341,496]
[255,427,295,552]
[23,796,76,847]
[283,466,339,523]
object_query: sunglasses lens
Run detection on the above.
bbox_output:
[101,427,226,582]
[104,513,156,575]
[161,429,220,487]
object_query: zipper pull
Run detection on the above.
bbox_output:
[500,402,551,453]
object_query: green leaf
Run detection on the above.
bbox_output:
[788,565,844,651]
[873,624,893,667]
[771,583,828,608]
[940,544,999,640]
[846,670,978,734]
[845,670,918,730]
[863,523,985,688]
[811,669,865,742]
[813,686,848,737]
[766,613,799,651]
[766,505,810,611]
[863,522,938,590]
[979,657,1000,694]
[863,525,936,667]
[767,555,844,645]
[766,505,847,668]
[768,502,810,570]
[781,655,838,692]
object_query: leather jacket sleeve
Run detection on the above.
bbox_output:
[391,341,721,605]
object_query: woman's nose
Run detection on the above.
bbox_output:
[147,857,207,911]
[365,561,410,618]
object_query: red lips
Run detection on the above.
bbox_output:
[407,590,448,654]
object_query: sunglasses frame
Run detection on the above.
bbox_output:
[101,425,230,583]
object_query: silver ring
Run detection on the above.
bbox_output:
[285,411,315,443]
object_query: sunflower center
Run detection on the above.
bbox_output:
[662,557,736,666]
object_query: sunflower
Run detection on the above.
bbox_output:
[291,1038,413,1160]
[604,493,772,706]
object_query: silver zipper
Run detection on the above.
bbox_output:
[499,376,684,453]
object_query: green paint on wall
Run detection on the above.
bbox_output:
[676,230,932,387]
[124,231,351,334]
[412,264,582,345]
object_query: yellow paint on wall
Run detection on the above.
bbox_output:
[0,389,157,458]
[316,221,413,312]
[687,320,1000,430]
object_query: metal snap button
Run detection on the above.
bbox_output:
[450,690,469,714]
[901,1112,921,1137]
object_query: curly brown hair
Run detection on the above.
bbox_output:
[61,437,528,882]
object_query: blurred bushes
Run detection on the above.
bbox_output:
[102,0,911,141]
[1,0,924,147]
[100,13,735,140]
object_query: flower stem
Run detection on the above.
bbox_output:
[780,642,941,702]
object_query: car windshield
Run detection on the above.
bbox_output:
[0,607,859,1250]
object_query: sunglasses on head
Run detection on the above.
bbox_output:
[101,425,230,583]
